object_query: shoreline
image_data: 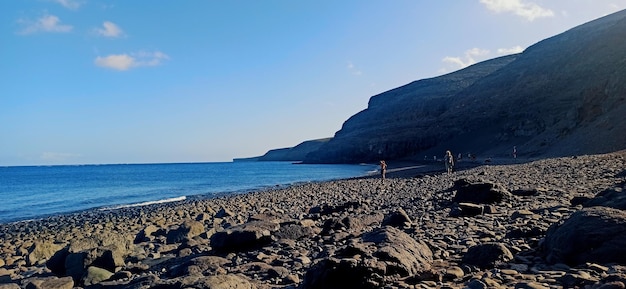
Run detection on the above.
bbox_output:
[0,162,378,225]
[0,151,624,288]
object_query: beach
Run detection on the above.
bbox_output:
[1,151,625,288]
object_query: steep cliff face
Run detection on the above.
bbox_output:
[305,9,626,163]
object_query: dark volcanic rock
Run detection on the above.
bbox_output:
[584,183,626,210]
[381,207,412,227]
[166,220,205,244]
[542,207,626,266]
[462,243,514,269]
[301,226,433,289]
[452,179,513,204]
[210,221,279,252]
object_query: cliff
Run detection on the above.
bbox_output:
[304,9,626,163]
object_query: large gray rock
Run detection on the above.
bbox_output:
[301,226,433,289]
[210,221,279,252]
[82,266,114,286]
[452,179,513,204]
[584,183,626,210]
[381,207,412,228]
[169,256,230,277]
[542,207,626,266]
[27,241,63,266]
[462,243,513,269]
[166,220,206,244]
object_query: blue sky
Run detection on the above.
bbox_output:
[1,0,624,166]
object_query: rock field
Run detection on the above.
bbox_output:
[1,151,625,289]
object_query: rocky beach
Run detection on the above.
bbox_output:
[1,151,625,289]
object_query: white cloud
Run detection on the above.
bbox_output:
[95,51,170,71]
[346,61,363,76]
[51,0,82,10]
[17,14,73,34]
[94,54,135,70]
[497,45,524,55]
[480,0,554,21]
[95,21,124,38]
[442,48,490,69]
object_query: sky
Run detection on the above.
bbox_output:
[1,0,625,166]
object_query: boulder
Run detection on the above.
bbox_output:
[455,203,485,217]
[167,220,206,244]
[82,266,114,286]
[382,207,412,227]
[134,224,159,243]
[274,223,316,240]
[462,243,513,269]
[542,207,626,266]
[169,256,230,277]
[361,226,433,275]
[27,241,63,266]
[301,226,433,289]
[215,207,235,218]
[210,221,279,252]
[452,179,513,204]
[584,184,626,210]
[300,258,385,289]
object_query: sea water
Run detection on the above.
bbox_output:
[0,162,376,223]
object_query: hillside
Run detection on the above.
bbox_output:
[304,9,626,163]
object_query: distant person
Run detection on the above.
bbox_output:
[444,150,454,175]
[458,153,462,161]
[434,156,437,161]
[513,146,517,159]
[379,160,387,182]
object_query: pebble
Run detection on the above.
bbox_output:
[0,152,624,288]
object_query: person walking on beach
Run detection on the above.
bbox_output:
[444,150,454,175]
[379,160,387,183]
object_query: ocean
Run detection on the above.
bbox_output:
[0,161,376,224]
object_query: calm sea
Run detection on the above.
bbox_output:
[0,162,376,223]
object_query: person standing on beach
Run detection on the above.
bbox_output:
[444,150,454,175]
[513,146,517,159]
[379,160,387,183]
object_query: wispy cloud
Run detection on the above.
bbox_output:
[497,45,524,55]
[94,51,169,71]
[94,21,124,38]
[440,45,525,73]
[442,48,490,70]
[346,61,363,76]
[480,0,554,21]
[17,14,73,35]
[51,0,82,10]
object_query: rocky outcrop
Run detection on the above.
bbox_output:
[304,9,626,163]
[541,206,626,266]
[301,226,433,289]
